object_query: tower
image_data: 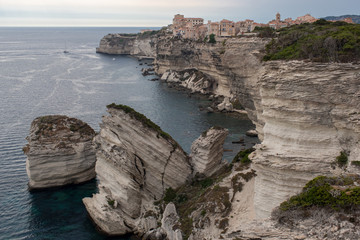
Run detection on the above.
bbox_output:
[276,12,281,22]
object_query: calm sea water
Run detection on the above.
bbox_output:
[0,27,258,240]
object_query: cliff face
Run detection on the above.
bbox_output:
[252,61,360,218]
[96,34,157,58]
[155,38,268,133]
[155,38,268,98]
[83,105,193,235]
[24,115,96,190]
[95,33,360,235]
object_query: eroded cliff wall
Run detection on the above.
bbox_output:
[252,61,360,217]
[96,33,360,222]
[83,104,193,235]
[153,37,360,219]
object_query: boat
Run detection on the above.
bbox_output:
[63,41,69,53]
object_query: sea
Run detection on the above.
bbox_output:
[0,27,258,240]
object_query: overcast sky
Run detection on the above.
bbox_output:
[0,0,359,27]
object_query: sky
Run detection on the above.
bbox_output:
[0,0,359,27]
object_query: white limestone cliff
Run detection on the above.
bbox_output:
[83,104,193,236]
[24,115,96,190]
[96,34,157,58]
[190,127,228,176]
[95,33,360,239]
[252,61,360,218]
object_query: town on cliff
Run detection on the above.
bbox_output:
[162,13,354,40]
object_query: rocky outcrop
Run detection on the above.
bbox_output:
[190,127,228,176]
[24,115,96,190]
[161,203,183,240]
[96,34,157,58]
[83,104,193,236]
[160,69,216,94]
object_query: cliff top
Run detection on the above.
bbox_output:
[107,103,182,149]
[263,19,360,63]
[28,115,95,142]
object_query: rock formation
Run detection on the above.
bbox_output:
[83,104,193,236]
[24,115,96,190]
[95,32,360,239]
[152,36,360,219]
[82,103,233,238]
[252,61,360,218]
[190,127,228,176]
[96,34,157,58]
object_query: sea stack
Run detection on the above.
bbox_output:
[83,104,192,236]
[190,126,229,176]
[24,115,96,190]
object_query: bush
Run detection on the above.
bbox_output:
[278,175,360,211]
[208,34,216,43]
[351,161,360,167]
[336,151,348,167]
[263,20,360,62]
[253,26,276,38]
[164,187,177,203]
[232,148,255,164]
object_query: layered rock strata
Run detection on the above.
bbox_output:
[24,115,96,190]
[96,34,157,58]
[96,32,360,230]
[152,36,360,219]
[252,61,360,218]
[190,127,228,176]
[83,104,193,235]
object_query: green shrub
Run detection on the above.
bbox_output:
[107,198,115,207]
[164,187,177,203]
[279,175,360,211]
[253,26,276,38]
[336,151,348,167]
[199,178,214,189]
[351,161,360,167]
[263,21,360,62]
[232,148,255,164]
[208,34,216,43]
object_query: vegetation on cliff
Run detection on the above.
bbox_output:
[263,19,360,62]
[107,103,180,147]
[278,175,360,211]
[33,115,95,139]
[273,175,360,227]
[324,15,360,24]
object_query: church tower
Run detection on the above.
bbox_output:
[276,12,281,22]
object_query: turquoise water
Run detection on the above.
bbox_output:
[0,27,258,239]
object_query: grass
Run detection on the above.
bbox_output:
[263,19,360,62]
